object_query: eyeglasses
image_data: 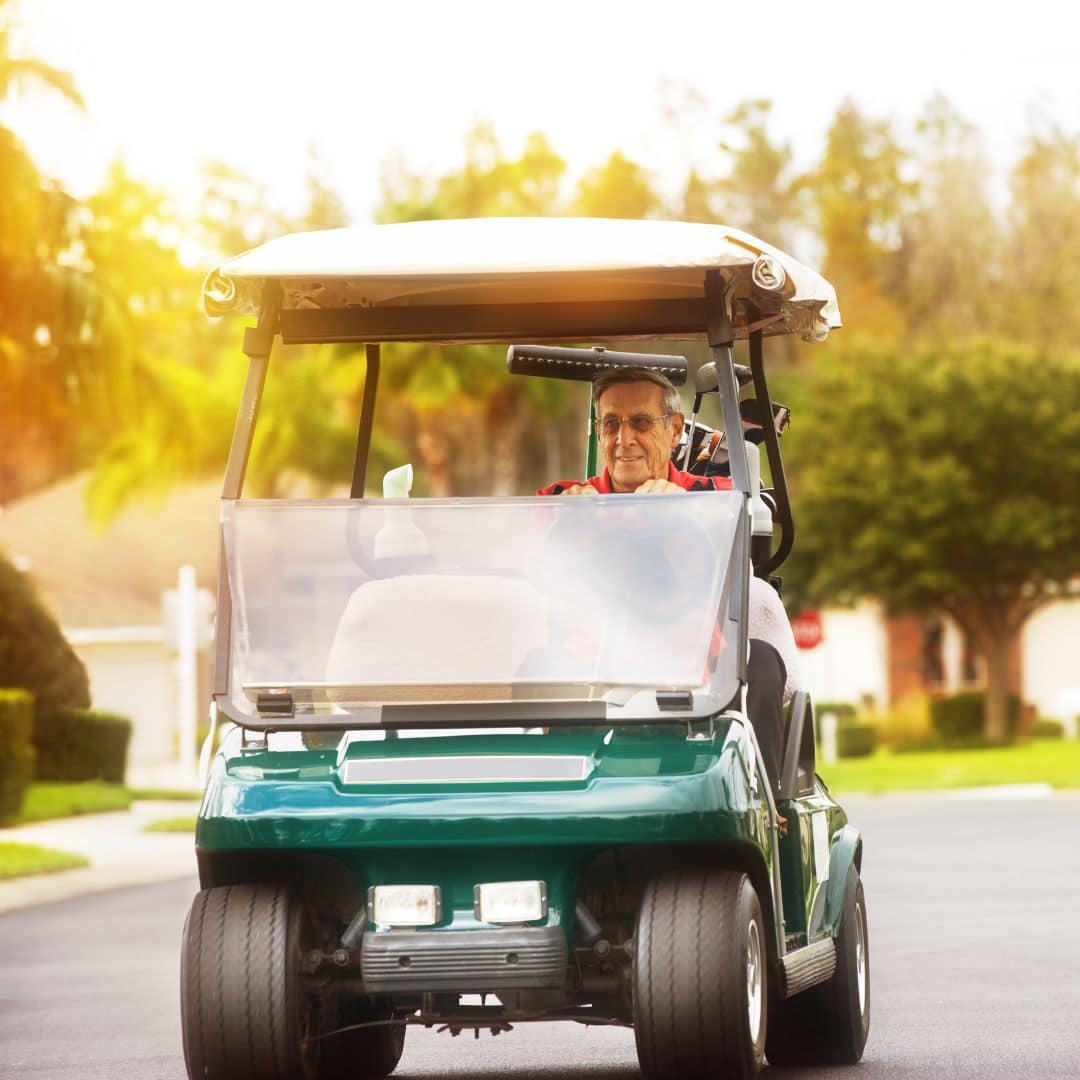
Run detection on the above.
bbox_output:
[595,413,675,437]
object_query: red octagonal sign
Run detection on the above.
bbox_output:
[792,610,824,650]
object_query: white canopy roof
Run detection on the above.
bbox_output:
[203,217,840,343]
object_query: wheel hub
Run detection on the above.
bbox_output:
[855,900,868,1017]
[746,918,763,1043]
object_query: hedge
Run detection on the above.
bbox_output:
[33,708,133,784]
[0,689,35,824]
[1030,718,1064,740]
[930,692,1021,742]
[837,723,877,758]
[0,554,90,712]
[816,701,858,725]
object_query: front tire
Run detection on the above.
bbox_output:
[766,865,870,1065]
[633,869,767,1080]
[181,884,318,1080]
[318,995,405,1079]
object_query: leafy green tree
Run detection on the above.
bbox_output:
[0,552,90,711]
[790,342,1080,741]
[573,151,660,219]
[800,101,913,341]
[898,94,999,341]
[374,125,573,495]
[0,0,88,502]
[377,124,566,224]
[1004,123,1080,349]
[0,2,83,108]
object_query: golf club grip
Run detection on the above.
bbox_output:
[507,345,688,385]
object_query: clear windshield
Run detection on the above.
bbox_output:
[220,493,744,726]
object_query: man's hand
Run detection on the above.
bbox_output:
[560,484,599,496]
[634,478,686,494]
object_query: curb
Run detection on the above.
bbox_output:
[0,800,199,916]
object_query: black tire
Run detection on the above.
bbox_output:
[181,884,318,1080]
[317,995,405,1079]
[765,865,870,1066]
[633,869,767,1080]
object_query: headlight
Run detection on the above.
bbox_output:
[369,884,442,927]
[474,880,547,924]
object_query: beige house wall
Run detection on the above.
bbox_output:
[801,598,1080,723]
[795,601,889,708]
[1021,599,1080,721]
[65,628,213,768]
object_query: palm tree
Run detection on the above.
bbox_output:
[0,0,89,503]
[0,1,84,109]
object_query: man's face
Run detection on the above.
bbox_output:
[596,381,684,492]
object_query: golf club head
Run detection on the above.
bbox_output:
[694,361,753,393]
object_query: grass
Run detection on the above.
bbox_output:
[0,841,88,880]
[819,739,1080,795]
[142,815,197,833]
[10,782,134,825]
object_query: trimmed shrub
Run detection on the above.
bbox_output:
[0,689,35,824]
[815,701,857,725]
[33,708,132,784]
[1030,718,1064,740]
[874,693,934,750]
[930,692,1022,742]
[837,722,877,758]
[0,554,90,712]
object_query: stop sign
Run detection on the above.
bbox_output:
[792,610,824,650]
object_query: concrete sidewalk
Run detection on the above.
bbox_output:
[0,800,200,915]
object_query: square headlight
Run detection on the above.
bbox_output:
[474,880,547,924]
[369,884,441,927]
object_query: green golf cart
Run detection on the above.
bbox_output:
[181,217,869,1080]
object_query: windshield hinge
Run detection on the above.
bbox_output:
[257,689,295,717]
[656,691,693,712]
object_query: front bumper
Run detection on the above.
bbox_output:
[360,925,567,993]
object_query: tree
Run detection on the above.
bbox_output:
[0,552,90,711]
[374,125,573,495]
[572,151,660,219]
[898,94,1000,341]
[1004,123,1080,349]
[0,0,88,502]
[790,342,1080,741]
[800,102,913,342]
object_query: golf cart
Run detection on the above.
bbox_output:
[183,218,869,1079]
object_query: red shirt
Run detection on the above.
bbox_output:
[537,460,733,496]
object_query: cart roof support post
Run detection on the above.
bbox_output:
[215,284,281,698]
[350,343,380,498]
[704,270,750,686]
[746,321,795,576]
[221,282,282,501]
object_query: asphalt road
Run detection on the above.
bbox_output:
[2,796,1079,1079]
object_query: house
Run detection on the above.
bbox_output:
[795,597,1080,729]
[0,474,219,774]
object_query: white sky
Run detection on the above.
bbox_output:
[5,0,1080,235]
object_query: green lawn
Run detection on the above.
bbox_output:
[819,739,1080,795]
[10,782,134,825]
[142,815,197,833]
[0,841,89,880]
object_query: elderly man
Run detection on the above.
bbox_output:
[537,366,796,803]
[538,367,731,497]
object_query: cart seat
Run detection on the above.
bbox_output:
[326,573,548,700]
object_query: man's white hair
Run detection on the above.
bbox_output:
[592,366,682,419]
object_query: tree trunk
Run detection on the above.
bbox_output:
[951,599,1033,745]
[982,633,1013,744]
[416,414,452,497]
